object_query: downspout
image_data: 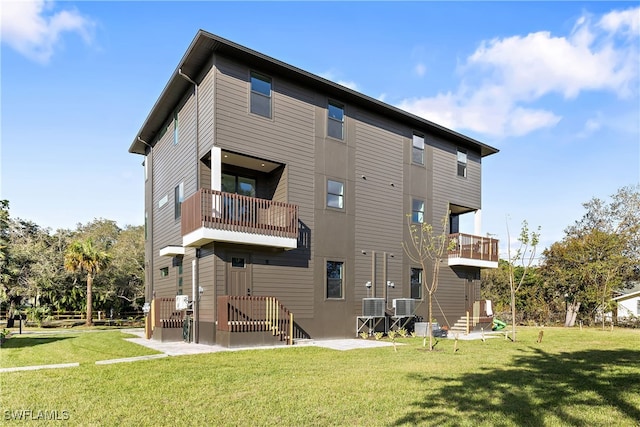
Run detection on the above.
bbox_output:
[371,251,376,298]
[178,69,201,343]
[138,137,154,304]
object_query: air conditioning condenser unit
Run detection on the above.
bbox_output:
[362,298,385,317]
[393,298,415,317]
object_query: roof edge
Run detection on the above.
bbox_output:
[129,30,499,157]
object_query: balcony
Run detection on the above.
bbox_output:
[181,188,298,249]
[448,233,499,268]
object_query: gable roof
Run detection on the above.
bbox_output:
[129,30,499,157]
[612,290,640,302]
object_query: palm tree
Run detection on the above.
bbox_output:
[64,238,110,326]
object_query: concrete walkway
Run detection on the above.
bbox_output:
[0,363,79,373]
[121,328,397,355]
[121,328,501,356]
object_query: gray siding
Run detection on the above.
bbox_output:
[144,46,490,339]
[353,111,404,313]
[150,91,197,297]
[213,56,316,318]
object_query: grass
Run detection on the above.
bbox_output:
[1,327,639,426]
[0,330,160,367]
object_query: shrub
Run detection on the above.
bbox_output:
[25,306,52,327]
[0,328,11,346]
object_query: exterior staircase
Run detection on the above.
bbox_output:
[448,315,494,335]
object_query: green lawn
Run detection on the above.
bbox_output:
[1,327,639,426]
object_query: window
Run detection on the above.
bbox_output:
[232,257,246,268]
[174,182,184,220]
[412,199,425,223]
[412,134,424,165]
[327,179,344,209]
[250,72,272,118]
[327,101,344,140]
[176,262,183,295]
[326,261,344,299]
[173,111,178,145]
[411,268,423,299]
[457,148,467,177]
[637,300,640,315]
[221,174,256,197]
[160,267,169,277]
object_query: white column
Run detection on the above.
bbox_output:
[474,209,482,236]
[211,146,222,191]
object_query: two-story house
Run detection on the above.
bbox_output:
[129,30,499,346]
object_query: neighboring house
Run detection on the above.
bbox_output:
[612,285,640,321]
[129,30,499,346]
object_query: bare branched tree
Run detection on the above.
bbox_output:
[402,212,456,350]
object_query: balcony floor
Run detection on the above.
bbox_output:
[448,257,498,269]
[183,227,297,249]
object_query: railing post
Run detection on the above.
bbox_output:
[289,312,294,345]
[273,299,278,335]
[466,311,470,335]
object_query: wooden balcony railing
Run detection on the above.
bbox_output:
[448,233,499,263]
[181,189,298,240]
[217,296,310,344]
[151,297,185,329]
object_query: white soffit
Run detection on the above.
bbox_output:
[159,246,185,257]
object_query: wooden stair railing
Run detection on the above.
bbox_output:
[217,296,310,344]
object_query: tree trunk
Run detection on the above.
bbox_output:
[565,301,580,327]
[510,287,517,342]
[428,292,433,351]
[86,274,93,327]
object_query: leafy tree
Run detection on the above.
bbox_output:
[402,213,456,350]
[543,230,629,328]
[104,225,145,312]
[506,220,540,341]
[542,185,640,327]
[0,200,18,317]
[482,261,552,325]
[64,238,110,326]
[481,260,511,314]
[565,185,639,261]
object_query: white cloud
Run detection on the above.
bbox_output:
[336,80,359,91]
[577,116,603,138]
[397,7,639,138]
[598,7,640,35]
[318,70,359,91]
[414,63,426,77]
[1,0,94,64]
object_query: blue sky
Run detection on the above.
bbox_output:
[2,1,639,259]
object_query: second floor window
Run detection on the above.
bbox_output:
[222,174,256,197]
[412,134,424,165]
[327,101,344,140]
[250,72,272,118]
[457,148,467,178]
[174,182,184,220]
[327,179,344,209]
[412,199,425,223]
